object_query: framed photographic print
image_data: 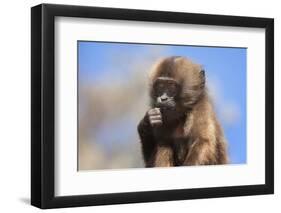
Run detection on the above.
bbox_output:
[31,3,274,209]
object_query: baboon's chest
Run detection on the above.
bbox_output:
[157,125,183,142]
[168,125,193,165]
[155,124,193,165]
[172,139,191,165]
[172,125,184,138]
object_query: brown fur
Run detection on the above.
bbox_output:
[138,56,228,167]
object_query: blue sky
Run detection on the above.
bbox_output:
[78,41,247,165]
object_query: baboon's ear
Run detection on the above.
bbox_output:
[200,69,205,89]
[200,69,205,83]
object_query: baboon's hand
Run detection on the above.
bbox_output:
[148,108,162,127]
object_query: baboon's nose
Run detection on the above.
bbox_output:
[160,93,168,102]
[161,97,168,102]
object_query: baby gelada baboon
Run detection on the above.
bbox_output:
[137,56,228,167]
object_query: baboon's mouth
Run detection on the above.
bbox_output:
[155,101,176,110]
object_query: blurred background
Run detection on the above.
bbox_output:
[78,41,246,171]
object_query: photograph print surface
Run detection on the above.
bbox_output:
[78,41,246,171]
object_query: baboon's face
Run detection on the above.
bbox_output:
[152,76,180,110]
[150,56,206,112]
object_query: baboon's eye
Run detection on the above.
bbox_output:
[154,83,165,94]
[168,83,176,91]
[158,83,165,89]
[167,83,178,96]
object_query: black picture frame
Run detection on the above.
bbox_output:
[31,3,274,209]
